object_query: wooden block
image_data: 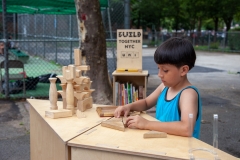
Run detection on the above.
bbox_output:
[143,131,167,138]
[62,66,68,79]
[59,83,67,91]
[74,76,90,84]
[96,106,117,117]
[76,65,90,71]
[82,91,91,98]
[130,111,141,116]
[76,109,86,118]
[45,109,72,119]
[57,91,67,109]
[82,81,92,91]
[75,69,82,78]
[84,89,95,93]
[56,75,67,84]
[74,92,88,100]
[66,79,75,113]
[74,49,82,66]
[68,65,76,79]
[74,85,84,92]
[101,118,125,131]
[78,97,93,112]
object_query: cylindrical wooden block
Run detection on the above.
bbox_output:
[60,84,67,109]
[49,78,58,110]
[66,80,74,113]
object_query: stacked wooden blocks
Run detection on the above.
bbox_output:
[46,49,95,119]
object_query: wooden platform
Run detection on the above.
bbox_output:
[68,113,237,160]
[29,99,237,160]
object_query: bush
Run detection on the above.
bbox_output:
[210,42,219,49]
[228,27,240,50]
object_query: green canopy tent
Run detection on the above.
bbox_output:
[0,0,108,14]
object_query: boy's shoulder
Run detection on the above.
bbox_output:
[180,86,199,100]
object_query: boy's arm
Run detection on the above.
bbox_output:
[126,88,198,137]
[114,83,164,118]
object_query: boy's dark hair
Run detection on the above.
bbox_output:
[154,37,196,70]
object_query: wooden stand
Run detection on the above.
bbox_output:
[29,99,236,160]
[68,113,237,160]
[112,70,148,106]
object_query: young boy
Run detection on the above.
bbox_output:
[114,37,201,139]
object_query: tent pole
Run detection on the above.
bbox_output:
[107,0,116,69]
[107,0,113,40]
[13,13,16,39]
[2,0,9,98]
[124,0,130,29]
[70,15,73,64]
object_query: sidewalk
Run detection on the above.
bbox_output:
[0,100,30,160]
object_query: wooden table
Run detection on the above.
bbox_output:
[68,113,237,160]
[29,99,237,160]
[28,99,111,160]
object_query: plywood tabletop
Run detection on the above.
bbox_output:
[27,99,111,142]
[112,70,148,76]
[68,113,237,160]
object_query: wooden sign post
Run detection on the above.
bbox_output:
[117,29,142,72]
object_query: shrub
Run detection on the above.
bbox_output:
[228,27,240,50]
[210,42,219,49]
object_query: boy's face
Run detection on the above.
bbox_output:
[157,64,188,87]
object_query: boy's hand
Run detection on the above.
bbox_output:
[114,106,130,118]
[126,115,148,130]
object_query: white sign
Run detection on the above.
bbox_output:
[117,29,142,71]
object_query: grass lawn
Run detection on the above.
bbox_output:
[0,55,62,99]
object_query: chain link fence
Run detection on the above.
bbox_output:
[141,30,240,53]
[0,0,124,99]
[1,1,240,99]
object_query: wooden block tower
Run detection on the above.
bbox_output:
[45,49,95,119]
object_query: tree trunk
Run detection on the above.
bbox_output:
[224,17,232,32]
[223,17,232,46]
[197,18,202,45]
[213,17,219,42]
[75,0,113,104]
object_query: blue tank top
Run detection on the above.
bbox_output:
[155,86,202,139]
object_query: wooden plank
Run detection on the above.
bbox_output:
[96,106,117,117]
[45,109,72,119]
[101,118,125,131]
[143,131,167,138]
[71,147,160,160]
[112,70,148,76]
[68,113,237,160]
[76,65,90,71]
[116,68,142,73]
[74,49,82,66]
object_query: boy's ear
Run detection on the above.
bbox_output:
[180,65,189,76]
